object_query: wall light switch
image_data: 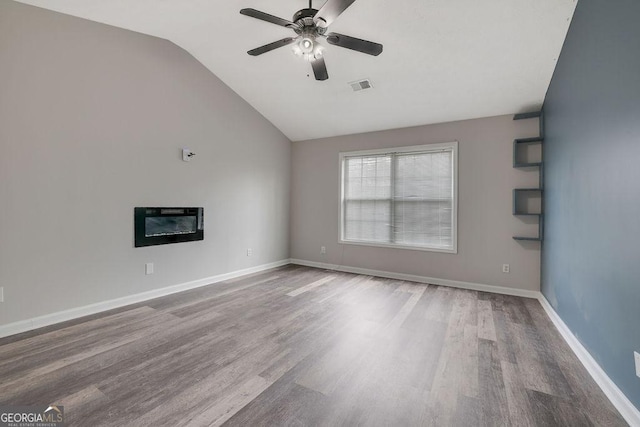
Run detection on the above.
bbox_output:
[321,246,326,254]
[247,248,252,257]
[635,351,640,378]
[145,263,154,275]
[0,287,3,302]
[502,264,510,273]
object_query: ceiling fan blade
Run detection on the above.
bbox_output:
[314,0,357,28]
[326,32,383,56]
[311,57,329,81]
[240,8,295,28]
[247,37,298,56]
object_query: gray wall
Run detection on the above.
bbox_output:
[0,1,291,326]
[542,0,640,409]
[291,115,542,292]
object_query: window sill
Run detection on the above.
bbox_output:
[339,239,458,254]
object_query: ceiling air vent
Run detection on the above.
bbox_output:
[349,79,373,92]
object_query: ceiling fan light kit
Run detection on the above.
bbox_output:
[240,0,383,81]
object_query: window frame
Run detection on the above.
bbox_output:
[338,141,458,254]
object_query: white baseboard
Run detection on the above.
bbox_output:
[538,295,640,427]
[0,259,290,340]
[289,258,541,299]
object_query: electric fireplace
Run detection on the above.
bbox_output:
[134,207,204,247]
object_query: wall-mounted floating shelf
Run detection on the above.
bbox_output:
[512,112,544,241]
[513,236,542,241]
[513,111,541,120]
[514,138,544,173]
[513,188,543,215]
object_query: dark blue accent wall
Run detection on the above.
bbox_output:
[542,0,640,410]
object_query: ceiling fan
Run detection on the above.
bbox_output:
[240,0,383,81]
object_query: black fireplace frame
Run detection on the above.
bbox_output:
[134,207,204,248]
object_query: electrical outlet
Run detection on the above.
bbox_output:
[321,246,326,254]
[247,248,252,257]
[635,351,640,378]
[145,263,154,275]
[502,264,510,273]
[0,287,3,302]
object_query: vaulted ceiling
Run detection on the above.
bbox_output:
[15,0,577,141]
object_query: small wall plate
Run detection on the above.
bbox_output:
[182,148,195,162]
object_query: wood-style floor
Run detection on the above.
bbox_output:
[0,265,626,426]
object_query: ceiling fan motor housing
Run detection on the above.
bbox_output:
[293,8,317,23]
[292,8,326,35]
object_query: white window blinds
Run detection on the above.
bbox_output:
[341,143,457,252]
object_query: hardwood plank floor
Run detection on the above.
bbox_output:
[0,265,627,426]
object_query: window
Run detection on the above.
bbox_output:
[339,142,457,253]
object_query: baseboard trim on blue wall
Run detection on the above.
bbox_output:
[538,295,640,426]
[289,258,541,299]
[0,259,290,340]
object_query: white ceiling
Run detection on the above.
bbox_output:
[15,0,577,141]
